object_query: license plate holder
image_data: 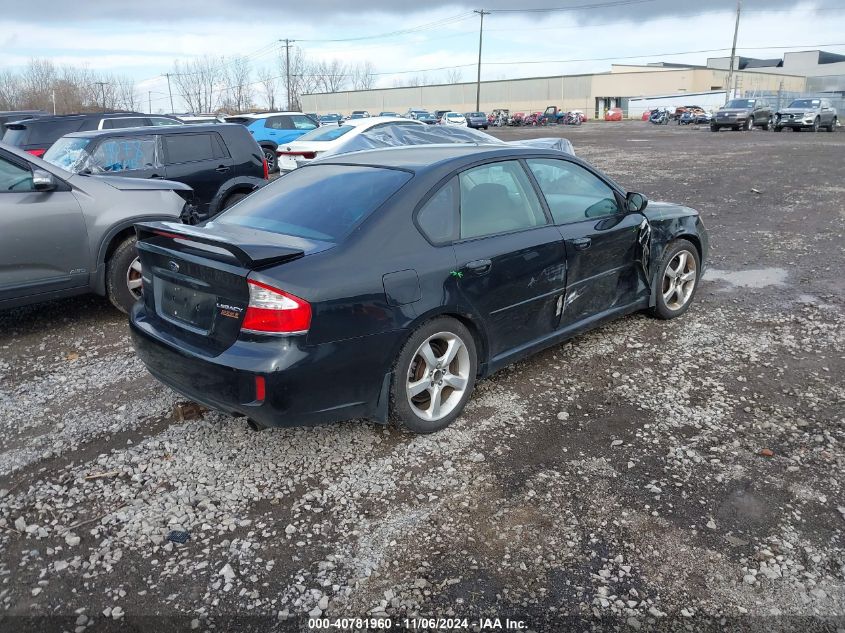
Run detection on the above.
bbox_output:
[155,278,215,333]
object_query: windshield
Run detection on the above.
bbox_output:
[724,100,755,109]
[446,113,463,119]
[296,125,353,142]
[470,112,485,117]
[321,114,341,122]
[788,99,821,109]
[43,137,92,172]
[216,165,412,242]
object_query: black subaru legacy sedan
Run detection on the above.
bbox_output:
[129,145,708,434]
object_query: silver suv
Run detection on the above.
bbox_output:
[0,142,191,313]
[775,98,838,132]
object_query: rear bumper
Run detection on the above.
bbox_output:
[129,304,403,427]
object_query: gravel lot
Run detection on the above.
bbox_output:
[0,122,842,632]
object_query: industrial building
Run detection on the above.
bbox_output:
[300,50,843,119]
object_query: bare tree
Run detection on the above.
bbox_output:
[350,61,376,91]
[312,59,347,94]
[445,68,463,84]
[115,76,139,111]
[172,56,222,113]
[0,70,21,110]
[223,56,253,113]
[258,67,278,110]
[287,48,318,111]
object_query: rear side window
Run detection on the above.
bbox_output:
[149,117,182,126]
[216,165,411,242]
[164,134,218,163]
[4,119,84,146]
[102,117,148,130]
[417,177,458,244]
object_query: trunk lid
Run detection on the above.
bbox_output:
[135,221,312,354]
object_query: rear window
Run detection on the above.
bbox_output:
[296,125,353,142]
[4,119,85,146]
[216,165,411,243]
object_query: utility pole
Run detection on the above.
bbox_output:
[164,73,175,113]
[726,0,741,102]
[281,39,295,111]
[51,89,56,115]
[94,81,109,112]
[474,10,490,113]
[148,91,152,114]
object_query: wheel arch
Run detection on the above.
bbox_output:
[93,215,173,295]
[648,233,703,308]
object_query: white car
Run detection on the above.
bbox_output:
[439,112,468,127]
[276,116,425,171]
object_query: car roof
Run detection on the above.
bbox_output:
[236,111,308,120]
[11,112,148,124]
[62,123,241,139]
[316,144,560,172]
[340,116,420,129]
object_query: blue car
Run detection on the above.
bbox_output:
[225,112,318,172]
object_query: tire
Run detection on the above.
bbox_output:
[732,126,739,131]
[262,147,278,173]
[222,192,248,210]
[827,117,837,132]
[745,117,754,131]
[389,317,478,433]
[762,116,772,131]
[651,239,701,320]
[483,126,488,130]
[811,117,820,133]
[774,125,783,132]
[106,236,142,314]
[710,124,719,132]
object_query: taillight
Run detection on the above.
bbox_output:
[26,148,46,158]
[241,279,311,335]
[262,158,269,180]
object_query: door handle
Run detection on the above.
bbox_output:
[150,174,164,179]
[572,237,592,250]
[464,259,492,275]
[215,165,230,173]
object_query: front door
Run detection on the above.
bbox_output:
[0,151,89,301]
[524,158,649,329]
[450,160,567,358]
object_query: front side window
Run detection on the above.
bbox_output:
[458,160,546,239]
[216,165,411,243]
[164,134,217,164]
[0,154,33,192]
[90,136,158,173]
[527,158,620,224]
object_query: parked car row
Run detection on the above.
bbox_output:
[1,103,709,435]
[643,98,838,132]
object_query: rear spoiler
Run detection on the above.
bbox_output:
[135,221,304,269]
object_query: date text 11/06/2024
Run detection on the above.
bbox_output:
[307,617,529,630]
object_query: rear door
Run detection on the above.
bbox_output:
[162,132,233,210]
[264,115,317,144]
[525,158,649,329]
[449,160,567,358]
[0,150,89,300]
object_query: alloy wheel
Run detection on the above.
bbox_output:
[662,250,697,311]
[263,149,277,171]
[406,332,471,422]
[126,257,143,300]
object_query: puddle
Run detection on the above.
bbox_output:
[704,267,788,289]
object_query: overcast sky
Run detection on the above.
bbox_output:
[1,0,843,112]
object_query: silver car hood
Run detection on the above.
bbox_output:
[777,108,813,115]
[82,174,192,192]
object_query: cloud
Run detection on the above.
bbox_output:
[0,0,798,24]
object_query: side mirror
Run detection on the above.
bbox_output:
[32,169,57,192]
[626,191,648,213]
